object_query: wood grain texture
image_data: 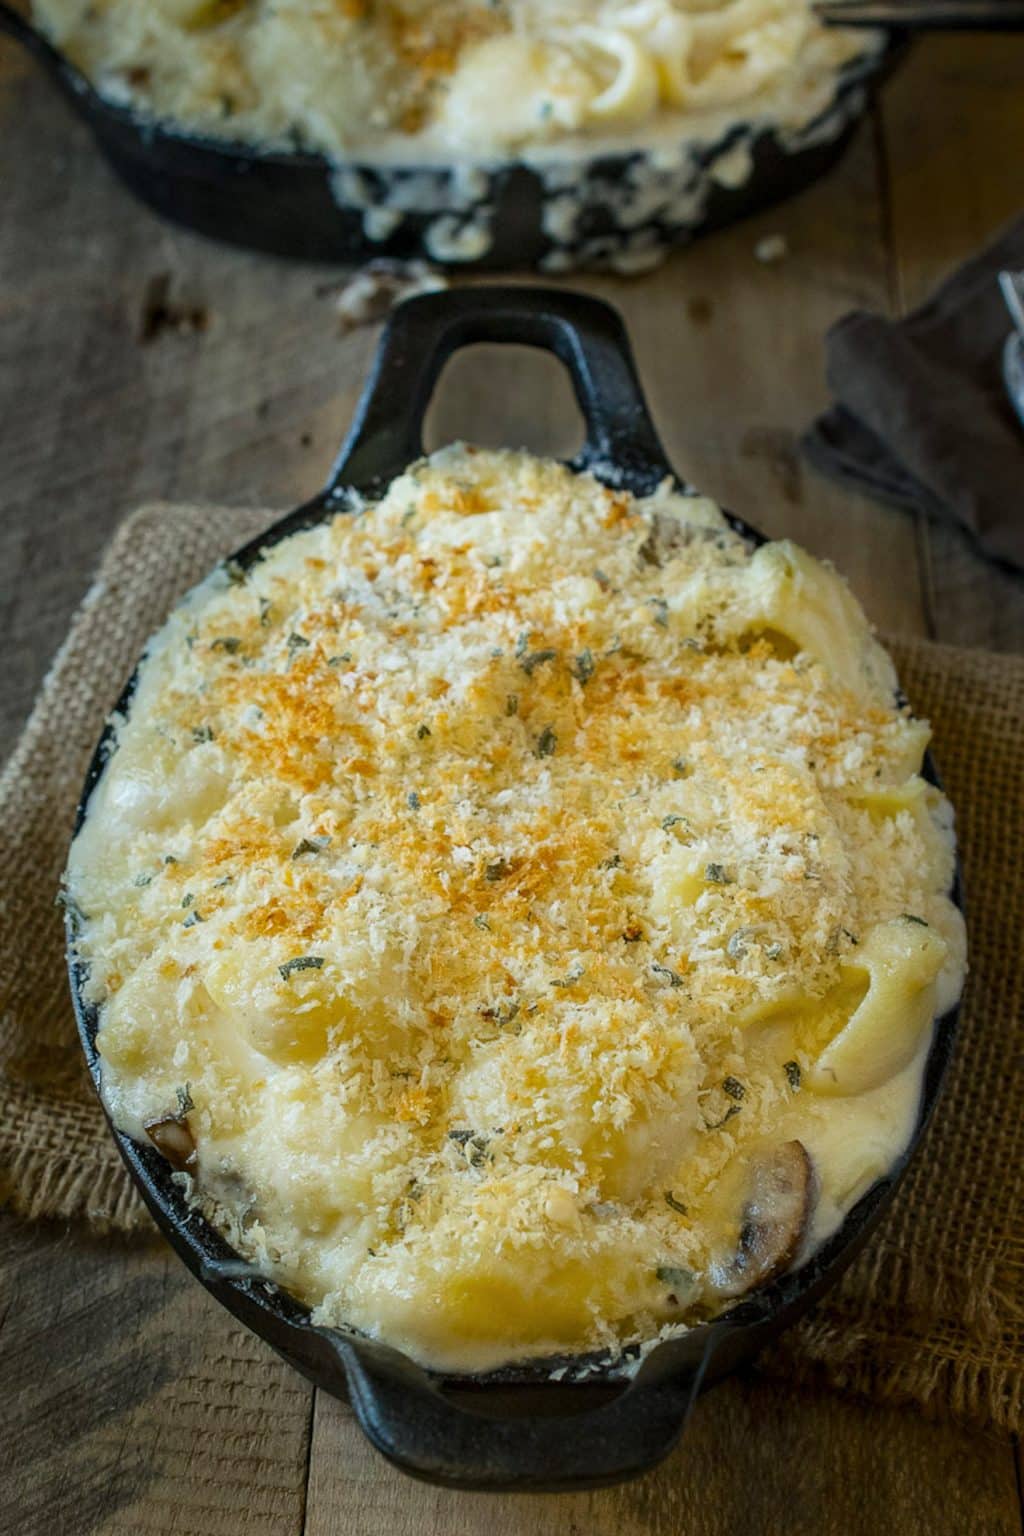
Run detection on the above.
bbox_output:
[1,23,1022,1536]
[879,34,1024,653]
[305,1378,1021,1536]
[0,1215,313,1536]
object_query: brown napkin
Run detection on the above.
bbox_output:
[1,502,1022,1432]
[803,214,1024,572]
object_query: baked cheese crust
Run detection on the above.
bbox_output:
[67,446,965,1373]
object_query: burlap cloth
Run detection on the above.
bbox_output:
[1,502,1021,1432]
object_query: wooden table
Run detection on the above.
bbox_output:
[2,29,1023,1536]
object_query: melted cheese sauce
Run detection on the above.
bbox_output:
[33,0,870,160]
[67,448,965,1374]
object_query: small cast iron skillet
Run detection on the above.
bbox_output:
[67,285,962,1492]
[1,2,903,270]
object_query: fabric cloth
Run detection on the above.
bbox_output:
[1,503,1021,1431]
[803,214,1024,572]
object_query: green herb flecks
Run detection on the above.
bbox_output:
[416,723,432,739]
[704,863,733,885]
[536,726,557,758]
[901,913,929,926]
[474,914,491,931]
[663,1191,688,1216]
[292,836,330,859]
[278,955,325,981]
[505,693,519,717]
[191,725,214,743]
[784,1060,802,1091]
[210,636,241,654]
[182,910,205,928]
[651,961,683,988]
[722,1076,745,1101]
[662,814,689,833]
[176,1083,195,1116]
[570,649,595,685]
[520,648,557,678]
[484,858,509,882]
[287,632,310,657]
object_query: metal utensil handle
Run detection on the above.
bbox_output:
[328,286,673,499]
[816,0,1024,28]
[336,1331,719,1492]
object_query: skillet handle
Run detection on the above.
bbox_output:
[328,285,674,499]
[334,1328,720,1492]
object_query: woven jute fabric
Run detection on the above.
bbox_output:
[1,503,1021,1431]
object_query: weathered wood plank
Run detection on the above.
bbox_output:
[304,1374,1021,1536]
[0,1214,313,1536]
[879,34,1024,652]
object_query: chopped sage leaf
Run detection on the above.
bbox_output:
[210,636,241,654]
[474,914,491,931]
[722,1076,745,1101]
[901,913,929,926]
[191,725,214,743]
[704,863,732,884]
[520,648,557,677]
[663,1191,688,1216]
[484,859,509,882]
[407,791,421,810]
[506,693,519,717]
[176,1083,195,1116]
[651,961,683,988]
[784,1060,802,1091]
[181,892,194,909]
[292,836,330,859]
[536,726,557,758]
[571,649,595,685]
[416,723,431,739]
[182,910,204,928]
[279,955,324,981]
[133,873,153,888]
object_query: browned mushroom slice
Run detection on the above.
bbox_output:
[144,1113,197,1173]
[728,1140,815,1295]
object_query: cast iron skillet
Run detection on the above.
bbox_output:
[1,2,903,270]
[67,285,961,1492]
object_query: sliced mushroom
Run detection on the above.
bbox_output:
[144,1112,197,1173]
[725,1139,815,1296]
